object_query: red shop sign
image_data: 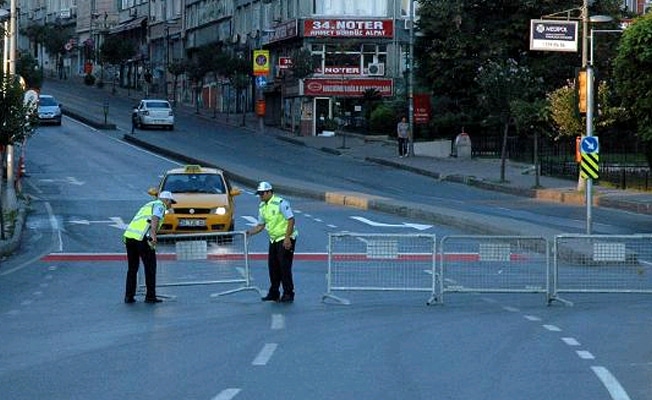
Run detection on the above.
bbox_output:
[304,78,393,97]
[304,19,394,38]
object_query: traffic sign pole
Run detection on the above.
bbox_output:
[585,64,595,234]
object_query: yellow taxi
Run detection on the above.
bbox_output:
[150,165,241,234]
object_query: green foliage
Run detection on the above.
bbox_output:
[548,82,583,138]
[289,48,314,79]
[167,59,187,77]
[16,53,43,89]
[0,74,38,146]
[614,13,652,141]
[369,105,397,136]
[100,36,135,65]
[416,0,624,136]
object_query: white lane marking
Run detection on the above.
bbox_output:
[503,306,519,312]
[211,388,241,400]
[327,224,337,228]
[577,350,595,360]
[33,291,43,296]
[271,314,284,330]
[591,366,632,400]
[350,216,432,231]
[562,337,581,346]
[252,343,278,366]
[241,215,258,226]
[543,324,561,332]
[21,300,33,306]
[524,315,541,321]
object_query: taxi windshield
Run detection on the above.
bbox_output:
[162,173,225,194]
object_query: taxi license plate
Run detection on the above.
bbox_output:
[178,219,205,227]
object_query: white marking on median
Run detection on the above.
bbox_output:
[211,388,241,400]
[543,324,561,332]
[562,337,580,346]
[577,350,595,359]
[252,343,278,366]
[271,314,284,330]
[591,366,631,400]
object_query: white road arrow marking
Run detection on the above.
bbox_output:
[350,216,431,231]
[68,217,127,230]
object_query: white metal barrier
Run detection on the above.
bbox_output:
[439,235,550,304]
[138,231,261,299]
[551,234,652,304]
[322,233,437,305]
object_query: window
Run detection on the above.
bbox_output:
[313,0,387,16]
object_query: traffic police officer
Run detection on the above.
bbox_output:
[123,191,176,304]
[246,182,298,303]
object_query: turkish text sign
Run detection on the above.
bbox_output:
[530,20,578,52]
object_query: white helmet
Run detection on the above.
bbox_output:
[256,181,273,193]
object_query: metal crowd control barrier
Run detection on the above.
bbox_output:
[438,235,550,304]
[322,233,437,305]
[551,234,652,305]
[138,231,261,299]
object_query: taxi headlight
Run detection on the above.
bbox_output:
[213,207,227,215]
[165,208,175,215]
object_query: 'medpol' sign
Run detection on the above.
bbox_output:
[530,20,578,52]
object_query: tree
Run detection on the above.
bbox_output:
[416,0,624,137]
[186,58,210,114]
[476,58,537,182]
[225,56,251,126]
[100,36,135,93]
[167,59,187,106]
[613,13,652,167]
[0,74,38,220]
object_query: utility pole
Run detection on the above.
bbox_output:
[407,0,415,157]
[4,0,18,211]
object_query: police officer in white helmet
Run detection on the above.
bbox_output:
[246,182,298,303]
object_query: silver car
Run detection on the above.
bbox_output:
[132,99,175,130]
[37,94,62,126]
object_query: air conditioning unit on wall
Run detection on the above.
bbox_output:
[368,63,385,76]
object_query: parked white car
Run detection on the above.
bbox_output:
[132,99,174,130]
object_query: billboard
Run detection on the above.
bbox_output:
[530,20,578,52]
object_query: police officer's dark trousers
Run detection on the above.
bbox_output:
[267,239,296,297]
[125,238,157,299]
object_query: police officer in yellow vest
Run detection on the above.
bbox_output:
[246,182,298,303]
[123,191,176,304]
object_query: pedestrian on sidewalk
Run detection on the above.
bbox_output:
[396,116,409,158]
[246,181,298,303]
[122,191,176,304]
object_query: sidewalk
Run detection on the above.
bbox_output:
[44,75,652,215]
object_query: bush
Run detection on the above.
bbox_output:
[369,105,397,136]
[84,73,96,86]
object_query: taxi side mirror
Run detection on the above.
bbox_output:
[230,187,242,197]
[147,187,159,197]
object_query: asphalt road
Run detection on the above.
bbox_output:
[39,78,652,240]
[0,97,650,399]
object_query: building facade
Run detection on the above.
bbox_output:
[16,0,649,136]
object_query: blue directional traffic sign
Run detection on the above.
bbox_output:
[255,76,267,88]
[581,136,599,154]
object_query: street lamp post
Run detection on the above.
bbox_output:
[407,0,415,157]
[581,2,613,234]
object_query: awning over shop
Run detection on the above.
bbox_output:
[109,17,147,35]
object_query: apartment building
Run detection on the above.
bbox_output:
[15,0,649,136]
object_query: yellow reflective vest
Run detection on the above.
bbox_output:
[123,200,165,241]
[259,195,297,243]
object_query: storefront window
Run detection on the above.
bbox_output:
[310,43,387,75]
